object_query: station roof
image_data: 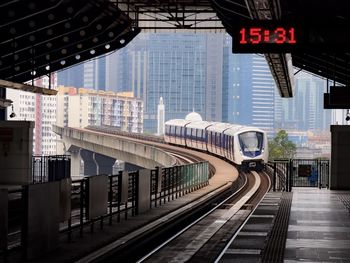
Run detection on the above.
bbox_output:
[1,0,349,97]
[0,0,140,84]
[282,0,350,86]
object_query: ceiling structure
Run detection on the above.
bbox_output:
[282,0,350,87]
[0,0,349,98]
[111,0,225,31]
[110,0,350,97]
[0,0,140,84]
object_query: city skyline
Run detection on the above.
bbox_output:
[57,32,334,137]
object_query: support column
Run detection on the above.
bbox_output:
[69,148,82,179]
[330,125,350,190]
[80,149,97,176]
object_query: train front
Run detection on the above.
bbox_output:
[237,130,268,170]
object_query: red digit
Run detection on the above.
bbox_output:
[289,27,296,44]
[274,27,286,44]
[239,28,248,44]
[250,27,262,44]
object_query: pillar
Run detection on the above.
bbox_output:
[80,149,98,176]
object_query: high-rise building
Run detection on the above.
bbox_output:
[57,57,107,91]
[84,57,107,90]
[281,72,331,132]
[57,63,84,88]
[224,53,276,135]
[104,33,225,132]
[57,33,227,133]
[6,74,58,155]
[56,86,143,132]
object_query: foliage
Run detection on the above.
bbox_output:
[268,130,296,160]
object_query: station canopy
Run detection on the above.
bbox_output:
[1,0,350,97]
[0,0,140,83]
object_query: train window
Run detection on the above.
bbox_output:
[238,132,263,157]
[186,127,191,136]
[165,125,170,135]
[231,136,234,152]
[180,127,183,138]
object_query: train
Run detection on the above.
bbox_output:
[164,117,268,170]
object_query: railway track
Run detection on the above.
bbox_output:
[93,171,271,262]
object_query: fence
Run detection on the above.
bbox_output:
[2,161,209,255]
[151,162,209,207]
[266,159,330,191]
[32,155,70,183]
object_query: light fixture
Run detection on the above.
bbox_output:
[10,105,16,118]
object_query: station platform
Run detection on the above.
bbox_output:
[2,154,236,263]
[3,184,350,263]
[285,188,350,262]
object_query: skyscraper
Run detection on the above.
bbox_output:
[57,57,107,91]
[281,72,331,132]
[57,63,84,88]
[224,52,276,135]
[106,33,225,132]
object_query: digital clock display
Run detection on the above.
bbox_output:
[231,21,302,53]
[231,21,350,53]
[239,27,296,45]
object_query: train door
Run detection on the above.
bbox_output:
[229,135,234,162]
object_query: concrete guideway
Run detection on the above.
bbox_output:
[53,125,176,169]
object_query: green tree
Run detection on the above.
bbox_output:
[268,130,296,160]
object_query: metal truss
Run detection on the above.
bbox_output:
[109,0,225,31]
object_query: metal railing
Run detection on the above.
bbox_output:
[32,155,70,183]
[151,162,209,207]
[266,159,330,192]
[2,161,210,252]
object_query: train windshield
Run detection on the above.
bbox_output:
[238,132,264,157]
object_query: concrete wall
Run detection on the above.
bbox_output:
[24,181,60,259]
[0,121,34,185]
[330,125,350,190]
[53,125,175,169]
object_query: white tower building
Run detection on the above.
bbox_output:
[157,97,165,135]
